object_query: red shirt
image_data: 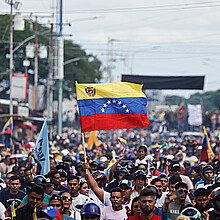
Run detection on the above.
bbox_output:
[127,213,161,220]
[153,170,162,176]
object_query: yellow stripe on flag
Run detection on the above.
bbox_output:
[10,201,16,217]
[76,82,145,100]
[203,126,215,162]
[33,208,37,220]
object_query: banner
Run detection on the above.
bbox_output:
[34,118,50,175]
[187,104,202,126]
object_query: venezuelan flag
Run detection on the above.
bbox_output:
[118,137,127,148]
[152,145,160,153]
[179,102,185,111]
[200,126,214,163]
[76,82,150,132]
[0,117,13,135]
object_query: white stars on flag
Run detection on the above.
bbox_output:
[100,99,130,113]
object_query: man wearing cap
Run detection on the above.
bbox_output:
[119,179,133,208]
[131,170,146,200]
[158,174,169,192]
[101,187,128,220]
[170,163,194,192]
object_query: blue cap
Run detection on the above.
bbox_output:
[119,179,132,189]
[158,173,168,180]
[40,206,61,220]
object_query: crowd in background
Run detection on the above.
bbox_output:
[0,119,220,219]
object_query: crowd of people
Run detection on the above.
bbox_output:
[0,127,220,220]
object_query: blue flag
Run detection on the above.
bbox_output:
[34,118,50,175]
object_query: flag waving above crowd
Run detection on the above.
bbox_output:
[76,82,150,132]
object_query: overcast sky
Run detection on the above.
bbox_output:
[1,0,220,98]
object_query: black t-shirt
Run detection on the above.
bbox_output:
[208,210,220,220]
[0,189,25,209]
[14,204,35,220]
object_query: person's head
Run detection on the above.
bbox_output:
[134,170,146,189]
[131,197,141,216]
[194,188,210,212]
[9,175,21,194]
[170,163,181,176]
[169,176,182,193]
[137,145,147,160]
[191,166,200,179]
[158,173,169,192]
[45,178,54,196]
[80,180,89,196]
[81,202,100,220]
[18,166,26,178]
[139,188,157,216]
[28,185,44,208]
[90,161,98,172]
[151,178,163,196]
[33,175,47,190]
[118,179,133,201]
[49,194,64,214]
[5,171,15,188]
[117,167,129,181]
[67,175,80,196]
[92,171,107,188]
[24,168,33,182]
[175,182,188,204]
[138,164,148,174]
[110,187,123,210]
[202,165,214,182]
[58,169,67,183]
[75,161,83,174]
[59,190,72,210]
[49,171,61,186]
[211,187,220,212]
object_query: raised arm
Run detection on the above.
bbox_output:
[109,152,124,182]
[83,162,104,203]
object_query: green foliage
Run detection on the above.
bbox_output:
[0,14,102,99]
[165,90,220,112]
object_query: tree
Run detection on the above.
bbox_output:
[0,14,102,98]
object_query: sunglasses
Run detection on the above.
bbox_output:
[138,168,147,171]
[61,196,72,201]
[50,204,61,208]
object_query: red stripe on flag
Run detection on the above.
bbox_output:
[80,113,150,133]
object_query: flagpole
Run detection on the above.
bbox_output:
[81,132,88,174]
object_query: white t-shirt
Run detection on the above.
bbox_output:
[101,205,127,220]
[135,155,153,166]
[70,193,90,212]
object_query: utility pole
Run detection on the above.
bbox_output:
[47,23,54,140]
[34,16,38,87]
[9,0,13,115]
[58,0,64,136]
